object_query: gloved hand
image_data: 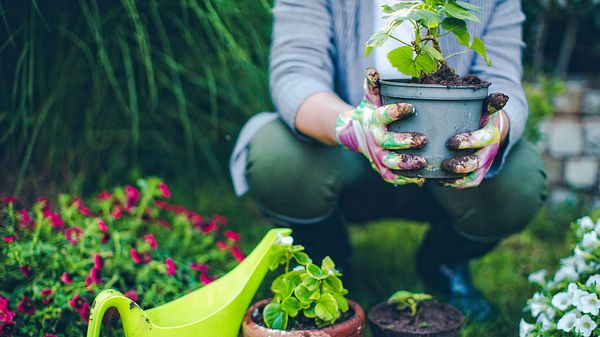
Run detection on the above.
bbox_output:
[335,68,428,186]
[440,93,510,189]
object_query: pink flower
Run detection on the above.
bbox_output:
[48,212,65,229]
[97,219,107,233]
[93,253,103,269]
[17,296,35,316]
[216,241,228,251]
[1,196,16,205]
[190,262,209,273]
[40,289,53,305]
[2,236,16,243]
[130,248,142,264]
[211,214,228,226]
[225,230,240,242]
[72,197,92,217]
[200,273,216,285]
[44,335,57,337]
[37,197,51,212]
[189,212,204,228]
[154,200,172,211]
[165,258,176,276]
[231,246,245,262]
[19,265,32,278]
[157,219,171,228]
[18,209,33,229]
[68,294,90,322]
[85,267,102,286]
[98,191,112,201]
[124,185,140,210]
[0,295,15,322]
[112,206,123,219]
[60,272,72,285]
[64,227,84,244]
[124,290,139,302]
[0,321,16,337]
[143,234,157,250]
[158,182,171,199]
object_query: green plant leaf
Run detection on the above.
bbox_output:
[382,2,420,14]
[324,275,344,293]
[333,292,349,313]
[455,1,481,13]
[443,2,480,22]
[422,44,444,61]
[294,284,312,304]
[303,305,317,318]
[388,46,437,77]
[306,263,327,280]
[271,274,294,300]
[315,293,340,324]
[301,274,320,291]
[441,18,470,46]
[263,303,288,330]
[411,9,441,28]
[281,297,301,317]
[471,37,492,66]
[293,252,311,265]
[388,290,414,304]
[320,256,336,273]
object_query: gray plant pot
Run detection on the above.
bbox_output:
[381,80,490,179]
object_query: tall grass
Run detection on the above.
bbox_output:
[0,0,273,195]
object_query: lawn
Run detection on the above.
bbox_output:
[186,181,581,337]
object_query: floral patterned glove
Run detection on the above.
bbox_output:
[440,93,510,189]
[335,68,428,186]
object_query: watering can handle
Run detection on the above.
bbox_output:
[86,289,152,337]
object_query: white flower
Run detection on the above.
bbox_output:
[545,306,556,320]
[519,319,535,337]
[536,313,555,332]
[563,255,592,274]
[528,269,547,286]
[552,292,572,311]
[568,283,589,306]
[586,274,600,292]
[581,232,600,252]
[276,234,294,246]
[557,311,578,332]
[595,219,600,235]
[579,216,595,231]
[574,246,592,259]
[555,265,578,282]
[574,314,597,337]
[577,293,600,316]
[529,292,549,317]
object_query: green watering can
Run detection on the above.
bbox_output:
[86,228,291,337]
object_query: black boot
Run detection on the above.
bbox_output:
[416,223,498,321]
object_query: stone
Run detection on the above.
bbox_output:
[582,90,600,115]
[546,119,584,158]
[564,157,598,189]
[542,155,562,185]
[583,119,600,156]
[553,81,584,114]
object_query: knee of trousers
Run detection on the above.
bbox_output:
[244,119,344,223]
[453,143,548,241]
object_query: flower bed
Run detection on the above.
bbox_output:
[521,215,600,337]
[0,178,245,336]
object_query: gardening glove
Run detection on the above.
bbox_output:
[335,67,428,186]
[439,93,510,189]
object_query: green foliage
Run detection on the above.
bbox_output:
[524,78,564,143]
[0,178,244,336]
[366,0,491,78]
[387,290,433,316]
[263,240,349,330]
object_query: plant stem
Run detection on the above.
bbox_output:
[390,35,411,47]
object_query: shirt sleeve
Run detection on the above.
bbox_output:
[269,0,337,131]
[469,0,528,177]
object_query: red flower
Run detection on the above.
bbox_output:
[97,219,107,233]
[123,290,139,302]
[60,272,72,285]
[1,196,16,205]
[216,241,228,251]
[124,185,140,210]
[210,214,228,226]
[143,234,157,249]
[72,197,92,217]
[158,182,171,199]
[165,258,176,276]
[48,212,65,229]
[231,246,245,262]
[112,206,123,219]
[40,289,53,305]
[0,295,15,322]
[64,227,84,244]
[68,294,90,322]
[98,191,112,201]
[190,262,209,273]
[130,248,142,264]
[200,273,216,285]
[37,197,51,213]
[19,265,32,278]
[1,236,16,243]
[225,230,240,242]
[18,209,33,229]
[17,296,35,316]
[93,253,103,269]
[189,212,204,228]
[85,267,102,286]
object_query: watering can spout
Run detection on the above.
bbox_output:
[87,289,152,337]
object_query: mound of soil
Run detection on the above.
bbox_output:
[416,64,490,88]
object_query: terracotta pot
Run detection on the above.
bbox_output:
[241,298,365,337]
[368,301,464,337]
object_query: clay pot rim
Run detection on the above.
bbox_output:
[243,298,365,333]
[367,300,465,336]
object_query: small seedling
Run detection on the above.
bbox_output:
[366,0,491,77]
[387,290,433,317]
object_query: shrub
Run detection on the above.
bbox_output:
[0,178,245,336]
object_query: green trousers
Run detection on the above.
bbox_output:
[245,118,547,247]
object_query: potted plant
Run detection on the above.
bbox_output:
[366,0,498,178]
[368,290,464,337]
[241,235,365,337]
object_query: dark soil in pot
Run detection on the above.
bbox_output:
[381,66,491,179]
[368,301,464,337]
[241,298,365,337]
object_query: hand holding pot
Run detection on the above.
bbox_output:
[439,93,510,189]
[335,68,428,186]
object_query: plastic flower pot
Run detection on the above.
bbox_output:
[368,301,464,337]
[381,80,490,179]
[85,228,291,337]
[242,298,366,337]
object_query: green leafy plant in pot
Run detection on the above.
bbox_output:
[366,0,498,179]
[368,290,464,337]
[241,235,365,337]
